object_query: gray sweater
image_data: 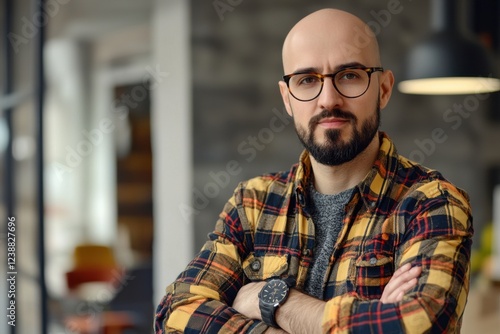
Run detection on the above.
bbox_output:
[304,183,354,299]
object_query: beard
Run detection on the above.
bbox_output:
[294,98,380,166]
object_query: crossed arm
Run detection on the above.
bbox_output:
[155,181,472,333]
[233,263,422,334]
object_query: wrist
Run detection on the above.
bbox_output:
[275,289,325,334]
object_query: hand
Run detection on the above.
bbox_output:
[381,263,422,303]
[232,281,266,320]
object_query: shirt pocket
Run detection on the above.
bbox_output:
[352,251,394,299]
[242,252,289,281]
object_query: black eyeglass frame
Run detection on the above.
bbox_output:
[282,66,384,101]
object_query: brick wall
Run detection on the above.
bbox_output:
[190,0,497,251]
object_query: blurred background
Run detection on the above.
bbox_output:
[1,0,500,333]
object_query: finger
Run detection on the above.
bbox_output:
[389,267,421,295]
[392,263,412,279]
[384,276,419,303]
[384,265,413,294]
[382,266,422,303]
[408,265,422,279]
[391,263,422,285]
[396,277,418,300]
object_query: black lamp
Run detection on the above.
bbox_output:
[398,0,500,95]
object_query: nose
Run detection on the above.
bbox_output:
[317,77,344,110]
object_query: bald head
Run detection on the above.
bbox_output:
[282,9,381,74]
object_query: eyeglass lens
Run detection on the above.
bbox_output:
[288,68,372,100]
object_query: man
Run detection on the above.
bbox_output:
[155,8,473,333]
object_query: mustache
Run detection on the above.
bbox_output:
[310,109,357,127]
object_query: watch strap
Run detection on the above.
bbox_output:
[283,276,296,288]
[259,298,279,328]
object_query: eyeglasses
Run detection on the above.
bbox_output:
[282,66,384,101]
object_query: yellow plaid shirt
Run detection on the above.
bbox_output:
[155,132,473,333]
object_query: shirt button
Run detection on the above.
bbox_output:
[369,257,377,265]
[250,259,261,271]
[302,248,312,257]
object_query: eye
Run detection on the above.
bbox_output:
[296,74,321,86]
[338,70,362,81]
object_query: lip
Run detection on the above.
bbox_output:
[317,117,350,129]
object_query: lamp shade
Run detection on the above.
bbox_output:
[398,0,500,95]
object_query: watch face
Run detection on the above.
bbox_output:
[260,279,289,305]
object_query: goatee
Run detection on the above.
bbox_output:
[295,99,380,166]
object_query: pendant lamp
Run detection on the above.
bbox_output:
[398,0,500,95]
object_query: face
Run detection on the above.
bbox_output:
[282,59,385,166]
[279,10,394,166]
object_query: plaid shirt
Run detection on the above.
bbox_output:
[155,132,473,333]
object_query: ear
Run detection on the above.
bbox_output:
[379,70,394,109]
[279,80,293,117]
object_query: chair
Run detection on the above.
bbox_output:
[64,244,137,334]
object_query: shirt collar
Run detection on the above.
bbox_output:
[356,132,399,213]
[293,132,398,213]
[294,150,312,208]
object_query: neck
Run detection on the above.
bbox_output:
[310,133,380,195]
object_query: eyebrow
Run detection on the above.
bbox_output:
[291,62,367,75]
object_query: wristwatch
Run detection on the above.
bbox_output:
[258,276,296,328]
